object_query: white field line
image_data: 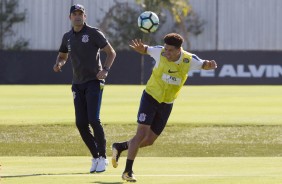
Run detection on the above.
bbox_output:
[2,174,282,178]
[3,174,280,177]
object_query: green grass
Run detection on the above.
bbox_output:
[1,85,282,183]
[1,157,282,184]
[1,124,281,157]
[0,85,282,125]
[0,85,282,157]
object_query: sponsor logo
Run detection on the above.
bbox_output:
[162,73,181,85]
[168,69,178,73]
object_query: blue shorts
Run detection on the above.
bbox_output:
[137,91,173,135]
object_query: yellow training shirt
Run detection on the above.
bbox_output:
[145,47,193,103]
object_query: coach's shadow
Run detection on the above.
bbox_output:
[2,174,124,184]
[1,172,89,178]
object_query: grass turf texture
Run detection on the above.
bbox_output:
[0,85,282,125]
[1,85,282,183]
[1,157,282,184]
[0,124,282,157]
[0,85,282,157]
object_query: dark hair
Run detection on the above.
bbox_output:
[163,33,184,48]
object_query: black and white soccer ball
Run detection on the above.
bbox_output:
[138,11,159,33]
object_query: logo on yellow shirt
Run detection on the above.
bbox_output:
[168,69,178,73]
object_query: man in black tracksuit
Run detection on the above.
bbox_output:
[53,4,116,173]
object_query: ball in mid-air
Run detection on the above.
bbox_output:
[138,11,159,33]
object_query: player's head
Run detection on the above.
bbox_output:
[69,4,86,27]
[163,33,183,61]
[164,33,183,48]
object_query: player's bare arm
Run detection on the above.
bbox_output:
[97,43,116,80]
[202,60,217,70]
[53,52,68,72]
[129,39,148,54]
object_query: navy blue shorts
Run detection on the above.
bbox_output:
[137,91,173,135]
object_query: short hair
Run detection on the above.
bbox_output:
[163,33,183,48]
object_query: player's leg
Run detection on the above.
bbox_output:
[139,128,159,147]
[72,83,99,173]
[112,130,158,170]
[112,92,173,168]
[123,102,173,177]
[142,101,173,146]
[121,123,150,182]
[112,129,158,160]
[112,90,156,169]
[86,80,107,172]
[121,97,173,182]
[122,91,158,182]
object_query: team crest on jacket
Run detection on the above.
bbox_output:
[82,35,89,43]
[138,113,147,122]
[183,58,190,63]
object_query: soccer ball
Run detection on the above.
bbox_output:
[138,11,159,33]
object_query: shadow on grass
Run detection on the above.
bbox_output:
[0,173,123,184]
[1,172,88,178]
[2,173,124,184]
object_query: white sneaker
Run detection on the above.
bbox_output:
[90,158,99,173]
[96,156,109,173]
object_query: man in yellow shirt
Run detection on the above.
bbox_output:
[112,33,217,182]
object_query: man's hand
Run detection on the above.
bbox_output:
[129,39,147,54]
[54,53,68,72]
[202,60,217,70]
[53,62,63,72]
[96,69,108,80]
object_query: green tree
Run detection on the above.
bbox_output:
[0,0,28,50]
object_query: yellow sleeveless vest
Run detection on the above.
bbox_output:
[145,48,192,103]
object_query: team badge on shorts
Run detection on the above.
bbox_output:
[81,35,89,43]
[138,113,147,122]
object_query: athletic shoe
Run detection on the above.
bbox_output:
[96,156,109,173]
[112,143,122,168]
[90,158,99,173]
[122,171,137,182]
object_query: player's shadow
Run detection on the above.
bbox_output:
[1,172,89,178]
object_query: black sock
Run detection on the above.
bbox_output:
[120,141,128,151]
[124,159,134,173]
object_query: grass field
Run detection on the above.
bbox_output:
[1,124,282,157]
[0,85,282,183]
[1,157,282,184]
[0,85,281,125]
